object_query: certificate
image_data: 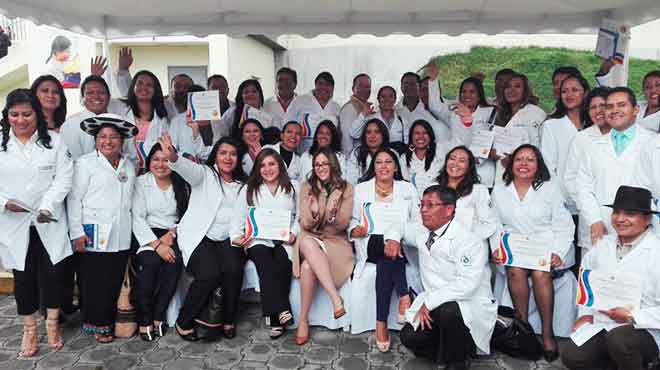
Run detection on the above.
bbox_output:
[492,126,524,155]
[496,232,552,272]
[595,28,619,60]
[468,129,494,159]
[360,202,401,235]
[82,223,112,251]
[187,91,221,121]
[0,196,58,222]
[577,268,642,311]
[245,207,291,241]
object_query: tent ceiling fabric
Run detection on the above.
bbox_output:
[2,0,660,39]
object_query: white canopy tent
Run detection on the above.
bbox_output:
[2,0,660,39]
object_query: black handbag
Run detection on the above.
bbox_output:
[194,287,223,341]
[490,308,543,361]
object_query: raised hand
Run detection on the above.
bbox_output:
[158,134,178,162]
[118,47,133,71]
[90,56,108,76]
[426,62,439,80]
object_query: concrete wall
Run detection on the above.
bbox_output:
[226,36,275,100]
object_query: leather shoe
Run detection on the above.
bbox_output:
[544,348,559,363]
[223,326,236,339]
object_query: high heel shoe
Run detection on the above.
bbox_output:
[175,323,198,342]
[222,325,236,339]
[154,322,168,338]
[295,321,309,345]
[139,326,154,342]
[20,322,38,357]
[46,317,64,351]
[376,338,391,353]
[543,348,559,362]
[333,299,346,320]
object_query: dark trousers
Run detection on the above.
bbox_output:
[400,302,475,364]
[177,238,246,330]
[13,227,63,316]
[571,214,581,277]
[367,235,409,322]
[562,325,659,370]
[246,244,292,325]
[78,250,130,327]
[58,254,79,313]
[134,228,183,326]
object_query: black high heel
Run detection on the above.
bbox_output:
[175,324,198,342]
[154,322,168,338]
[139,327,154,342]
[223,325,236,339]
[544,348,559,362]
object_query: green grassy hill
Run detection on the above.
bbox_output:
[424,46,660,112]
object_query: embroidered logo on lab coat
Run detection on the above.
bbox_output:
[461,254,472,266]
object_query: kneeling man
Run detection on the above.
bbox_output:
[562,186,660,370]
[385,185,497,370]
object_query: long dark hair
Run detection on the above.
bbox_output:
[205,136,247,187]
[308,120,341,155]
[502,144,550,191]
[1,89,52,152]
[144,143,191,218]
[495,73,540,125]
[231,79,265,138]
[246,148,294,206]
[30,75,67,129]
[359,148,404,183]
[581,86,610,129]
[355,118,390,174]
[307,148,347,198]
[45,35,71,63]
[459,77,491,108]
[435,145,480,197]
[548,73,590,119]
[121,70,168,121]
[404,119,436,171]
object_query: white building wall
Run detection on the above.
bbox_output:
[226,36,275,100]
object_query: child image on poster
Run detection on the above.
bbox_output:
[44,35,81,88]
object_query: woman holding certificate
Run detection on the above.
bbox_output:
[0,89,73,356]
[426,63,497,188]
[68,114,139,343]
[158,135,247,341]
[345,118,390,184]
[300,120,346,180]
[293,148,354,345]
[231,148,298,339]
[349,148,420,352]
[132,143,190,341]
[490,144,575,362]
[400,119,448,194]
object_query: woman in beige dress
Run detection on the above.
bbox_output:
[293,147,355,345]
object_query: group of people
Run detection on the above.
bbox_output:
[2,46,660,370]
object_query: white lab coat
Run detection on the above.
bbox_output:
[576,126,654,238]
[169,156,242,266]
[67,151,136,253]
[490,181,575,268]
[299,150,347,182]
[230,182,299,250]
[344,149,373,185]
[427,78,498,187]
[399,144,449,194]
[212,105,275,143]
[395,100,427,131]
[395,99,452,144]
[131,173,179,253]
[262,142,302,182]
[169,113,209,160]
[579,232,660,350]
[338,99,363,156]
[386,219,497,354]
[263,95,296,130]
[563,125,608,249]
[0,131,73,271]
[540,115,580,214]
[60,109,98,160]
[632,135,660,236]
[349,179,421,281]
[284,92,341,154]
[350,111,409,144]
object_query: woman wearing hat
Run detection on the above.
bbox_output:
[0,89,73,356]
[67,113,139,343]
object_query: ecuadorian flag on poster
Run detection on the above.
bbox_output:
[576,268,595,307]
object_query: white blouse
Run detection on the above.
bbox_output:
[206,180,242,241]
[132,173,179,252]
[540,115,580,214]
[284,92,341,154]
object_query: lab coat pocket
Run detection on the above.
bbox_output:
[83,207,113,225]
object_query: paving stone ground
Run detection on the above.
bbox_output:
[0,294,573,370]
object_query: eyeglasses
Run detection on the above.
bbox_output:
[313,162,330,169]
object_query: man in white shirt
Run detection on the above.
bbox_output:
[338,73,371,156]
[562,185,660,370]
[396,72,427,126]
[577,87,654,248]
[263,67,298,130]
[386,185,496,370]
[165,74,193,120]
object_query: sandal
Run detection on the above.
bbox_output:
[46,317,64,350]
[333,298,346,320]
[94,326,114,344]
[139,326,154,342]
[153,322,168,338]
[270,326,285,339]
[278,311,294,327]
[20,322,38,357]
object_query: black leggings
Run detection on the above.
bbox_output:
[367,235,409,322]
[246,244,292,325]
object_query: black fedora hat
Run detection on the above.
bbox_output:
[604,185,659,214]
[80,113,138,138]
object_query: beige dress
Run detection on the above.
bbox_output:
[293,181,355,287]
